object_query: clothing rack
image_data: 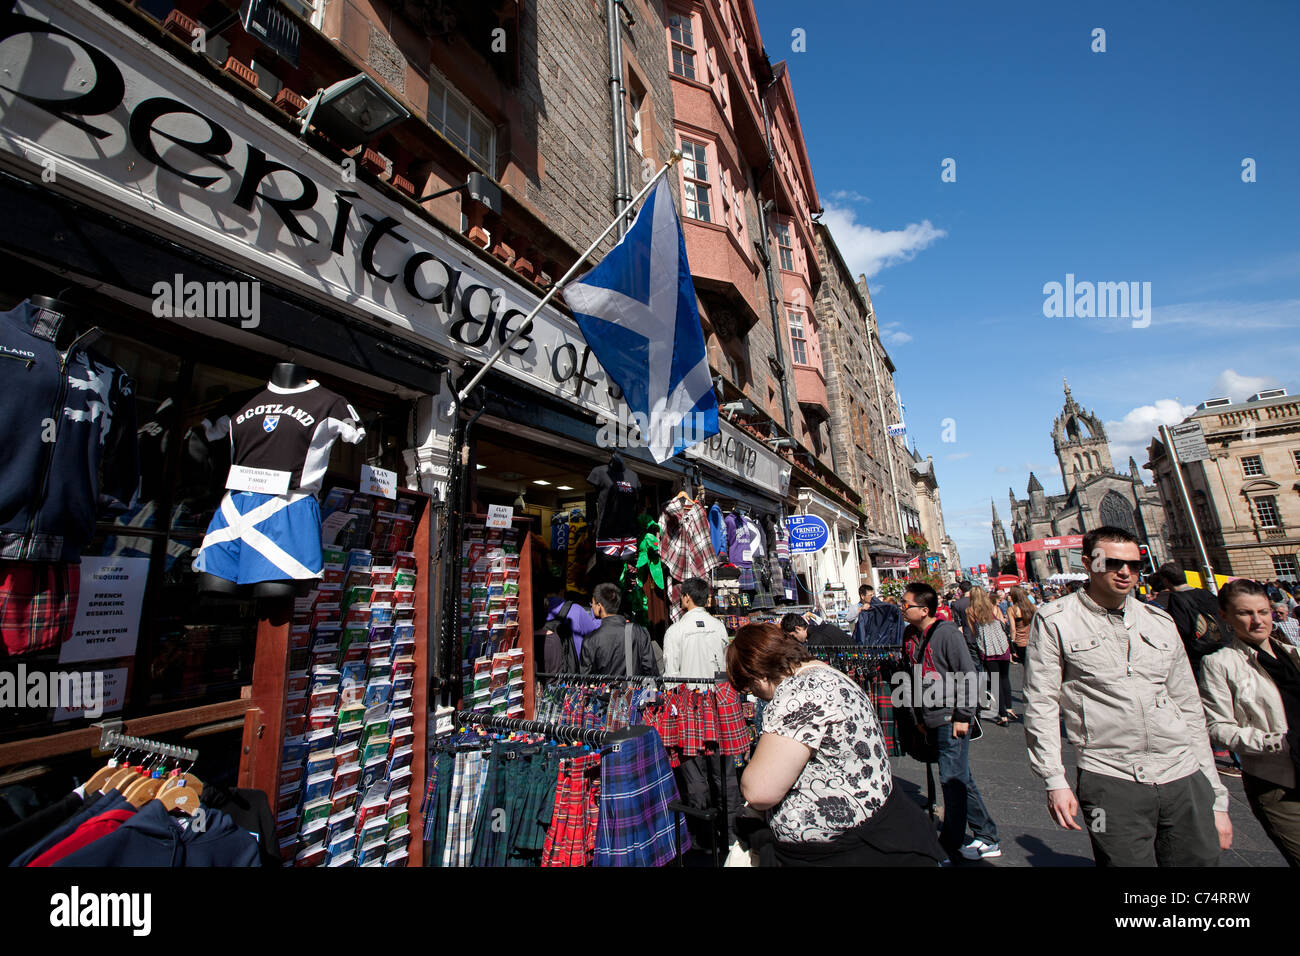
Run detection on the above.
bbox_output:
[535,672,727,684]
[810,644,902,654]
[101,732,198,765]
[453,710,650,747]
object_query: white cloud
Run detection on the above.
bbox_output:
[1152,298,1300,332]
[880,321,912,346]
[946,452,972,461]
[994,465,1012,474]
[1104,399,1196,466]
[1212,369,1283,404]
[830,189,872,204]
[821,203,947,278]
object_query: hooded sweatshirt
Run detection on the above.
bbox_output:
[50,798,261,867]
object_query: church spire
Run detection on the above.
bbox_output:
[991,498,1000,521]
[1028,471,1043,493]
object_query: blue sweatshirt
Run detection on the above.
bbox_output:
[50,799,261,867]
[0,300,139,562]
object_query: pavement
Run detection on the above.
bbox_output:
[887,660,1288,867]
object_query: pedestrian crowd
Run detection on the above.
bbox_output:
[542,527,1300,867]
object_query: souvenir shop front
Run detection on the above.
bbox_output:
[0,0,781,870]
[0,0,477,866]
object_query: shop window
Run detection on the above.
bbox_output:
[679,138,712,222]
[669,14,697,80]
[1241,454,1264,477]
[428,68,496,176]
[787,308,808,365]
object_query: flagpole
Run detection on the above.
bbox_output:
[452,149,684,408]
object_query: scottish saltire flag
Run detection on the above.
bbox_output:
[563,175,719,462]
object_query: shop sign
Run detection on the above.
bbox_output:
[486,504,514,529]
[684,420,787,497]
[53,667,128,722]
[785,515,830,554]
[58,556,149,663]
[0,0,625,421]
[360,464,398,500]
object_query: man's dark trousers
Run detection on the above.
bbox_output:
[936,723,998,854]
[1075,769,1219,866]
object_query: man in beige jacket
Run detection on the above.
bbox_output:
[1200,578,1300,866]
[1023,526,1231,866]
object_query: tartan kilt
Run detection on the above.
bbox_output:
[593,729,689,867]
[714,682,751,756]
[1,561,80,656]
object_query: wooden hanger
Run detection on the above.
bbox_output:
[159,784,202,815]
[83,761,121,795]
[157,771,203,797]
[102,765,140,794]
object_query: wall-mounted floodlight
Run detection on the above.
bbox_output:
[720,399,756,422]
[298,74,410,146]
[416,172,502,216]
[766,437,796,450]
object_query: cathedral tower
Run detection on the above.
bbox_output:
[1052,379,1114,493]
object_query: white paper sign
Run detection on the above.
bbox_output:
[59,556,150,663]
[53,668,128,722]
[361,464,398,500]
[226,464,291,495]
[321,510,356,545]
[486,505,514,529]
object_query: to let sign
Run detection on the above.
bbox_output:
[786,515,830,554]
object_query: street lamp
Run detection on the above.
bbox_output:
[298,74,410,146]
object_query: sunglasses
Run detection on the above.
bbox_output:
[900,602,926,611]
[1098,558,1143,573]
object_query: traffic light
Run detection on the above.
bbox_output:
[1138,544,1155,575]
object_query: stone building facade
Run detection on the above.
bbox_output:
[1146,388,1300,583]
[1008,383,1170,581]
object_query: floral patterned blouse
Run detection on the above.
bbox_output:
[762,663,893,843]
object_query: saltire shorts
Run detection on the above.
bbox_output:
[194,491,323,585]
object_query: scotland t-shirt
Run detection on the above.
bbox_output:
[215,381,365,493]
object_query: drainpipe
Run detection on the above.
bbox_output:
[866,321,905,545]
[756,89,794,435]
[606,0,631,235]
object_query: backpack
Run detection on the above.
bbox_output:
[539,601,580,673]
[1166,589,1231,668]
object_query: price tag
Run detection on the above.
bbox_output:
[226,464,291,495]
[361,464,398,500]
[486,504,513,529]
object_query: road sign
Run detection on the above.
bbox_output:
[1170,421,1210,463]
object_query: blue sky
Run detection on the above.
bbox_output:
[753,0,1300,567]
